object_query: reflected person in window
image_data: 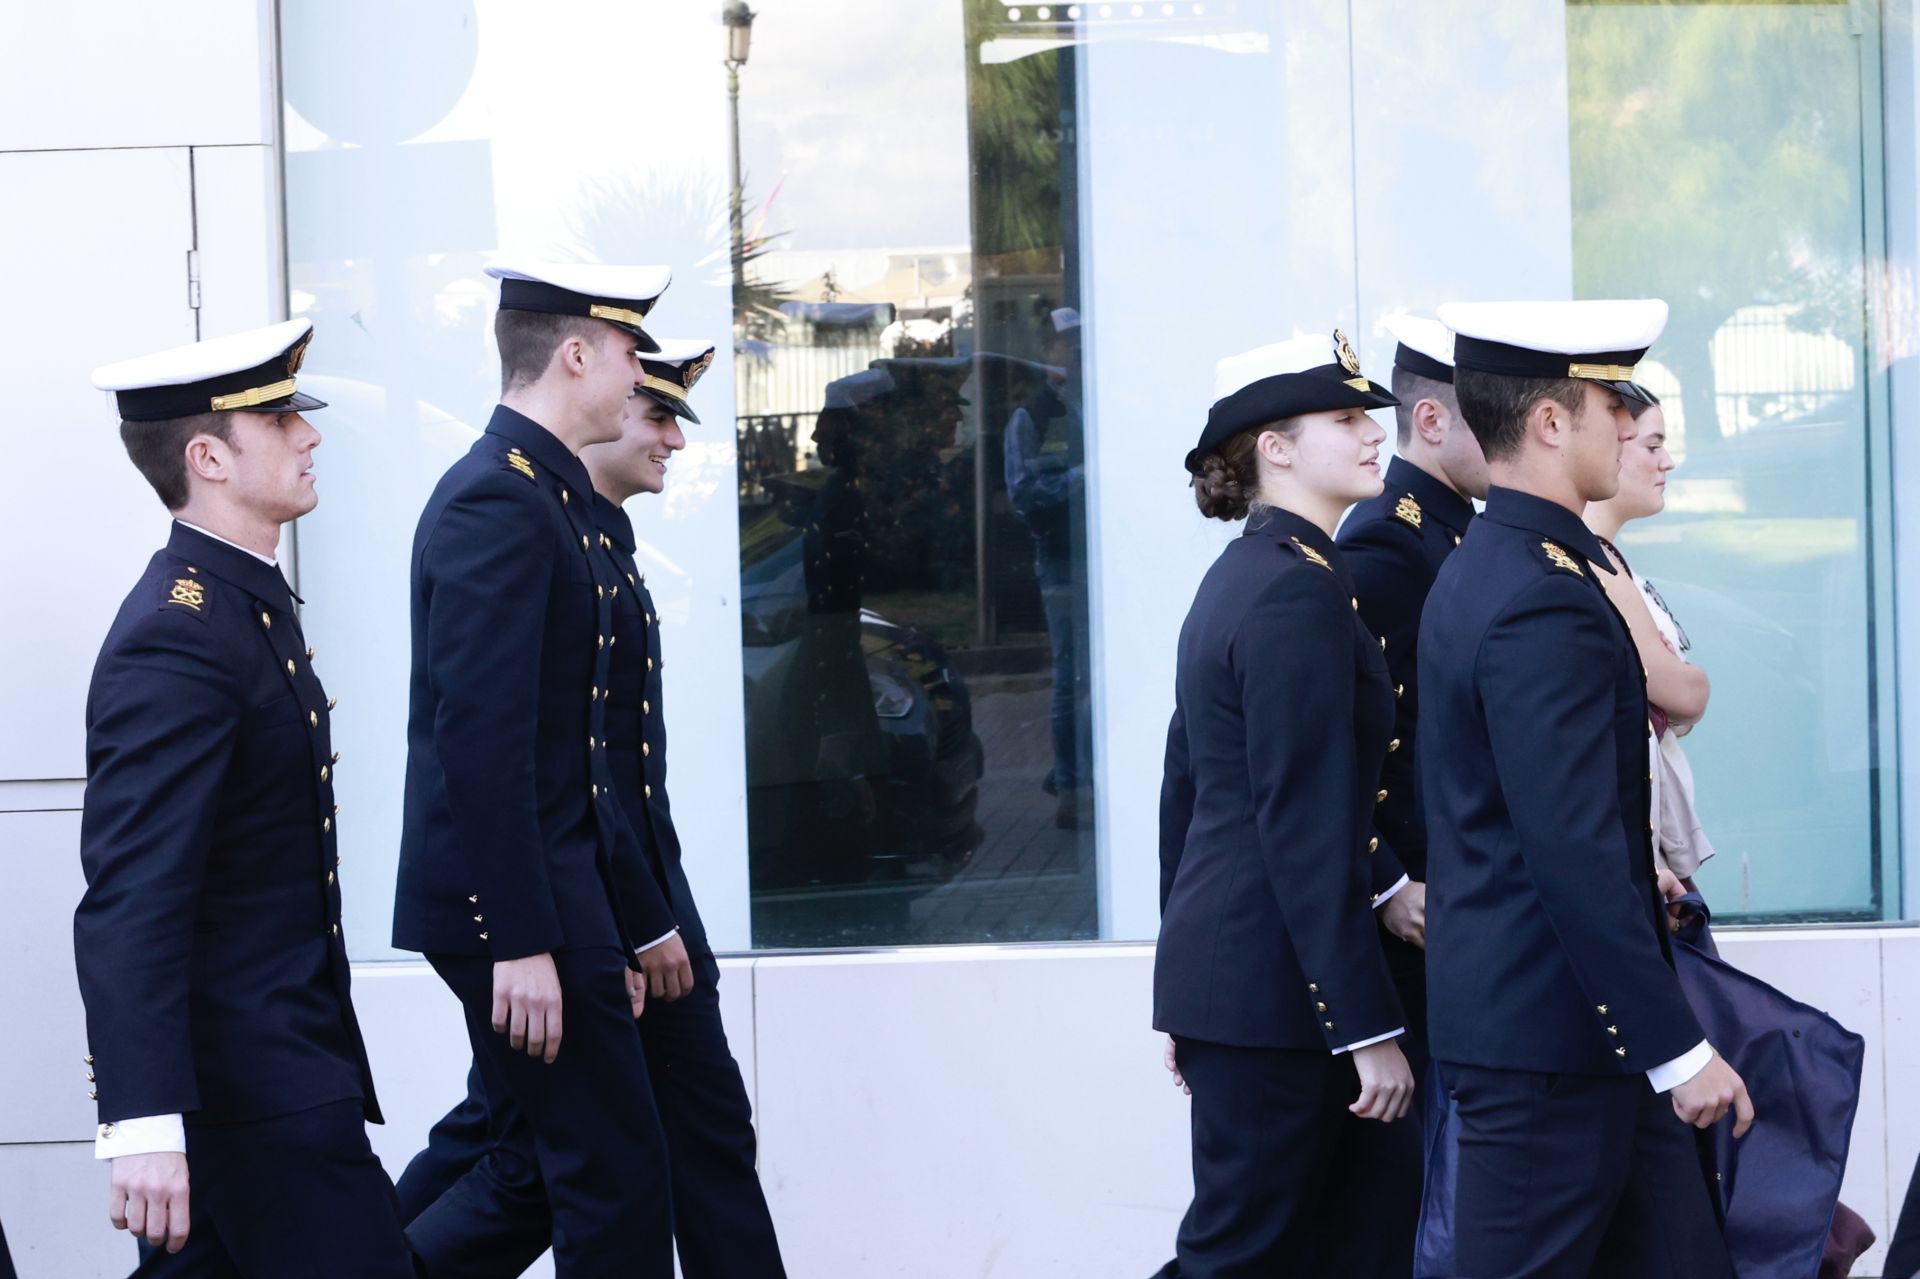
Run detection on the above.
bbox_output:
[78,321,414,1275]
[1003,307,1094,828]
[396,342,786,1276]
[1154,330,1419,1278]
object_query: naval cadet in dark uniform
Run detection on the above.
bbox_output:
[78,321,414,1276]
[394,260,684,1278]
[1154,330,1420,1278]
[395,340,786,1277]
[1421,299,1753,1279]
[1333,313,1486,1088]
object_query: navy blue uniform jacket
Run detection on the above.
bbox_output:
[76,522,377,1125]
[394,407,675,961]
[1336,455,1473,889]
[1155,508,1403,1050]
[1418,487,1703,1074]
[594,493,709,957]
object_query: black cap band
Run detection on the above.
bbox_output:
[1452,334,1647,382]
[1186,364,1398,475]
[115,334,328,422]
[1393,343,1454,385]
[498,278,662,353]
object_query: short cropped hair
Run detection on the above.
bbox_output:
[1389,367,1458,446]
[1452,368,1587,463]
[495,310,608,393]
[120,412,233,510]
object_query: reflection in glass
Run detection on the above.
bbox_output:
[1567,0,1897,919]
[738,2,1099,945]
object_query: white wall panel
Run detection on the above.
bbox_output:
[0,1142,131,1277]
[751,944,1186,1276]
[1881,930,1920,1271]
[0,147,196,781]
[0,812,93,1145]
[1078,1,1360,942]
[1349,0,1574,389]
[191,145,285,340]
[0,1,272,152]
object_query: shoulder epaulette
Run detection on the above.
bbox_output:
[1539,539,1585,577]
[1393,494,1422,529]
[503,447,537,484]
[160,570,212,618]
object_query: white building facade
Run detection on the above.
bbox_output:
[3,1,1918,1274]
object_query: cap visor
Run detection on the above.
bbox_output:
[641,389,700,425]
[1611,380,1655,406]
[610,321,663,354]
[251,389,329,414]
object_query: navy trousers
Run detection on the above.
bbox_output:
[130,1099,414,1278]
[1449,1064,1732,1279]
[1888,1149,1920,1278]
[407,947,672,1279]
[405,948,776,1278]
[1156,1037,1422,1278]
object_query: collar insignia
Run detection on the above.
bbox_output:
[1291,536,1334,571]
[506,449,536,482]
[1542,540,1585,576]
[1393,494,1423,529]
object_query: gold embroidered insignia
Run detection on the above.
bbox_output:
[167,578,205,610]
[506,450,536,482]
[1290,536,1334,571]
[686,349,716,389]
[1542,540,1585,576]
[1334,329,1362,376]
[1393,495,1422,529]
[286,332,310,375]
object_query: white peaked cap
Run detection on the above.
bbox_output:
[92,319,314,392]
[484,259,673,302]
[1383,313,1454,368]
[1439,299,1668,357]
[1212,332,1338,402]
[644,337,716,368]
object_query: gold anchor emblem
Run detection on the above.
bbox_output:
[168,579,205,610]
[1394,495,1423,529]
[686,349,716,389]
[1334,329,1369,390]
[1542,540,1585,576]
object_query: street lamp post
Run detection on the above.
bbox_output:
[723,2,755,295]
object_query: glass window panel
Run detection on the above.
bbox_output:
[1566,0,1899,920]
[737,1,1099,946]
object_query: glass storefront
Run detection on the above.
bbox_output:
[280,0,1908,959]
[733,2,1098,945]
[1566,0,1896,920]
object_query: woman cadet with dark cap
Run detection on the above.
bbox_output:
[1152,330,1422,1278]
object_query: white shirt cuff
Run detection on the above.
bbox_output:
[1645,1040,1713,1094]
[95,1114,185,1160]
[635,928,679,954]
[1372,874,1411,909]
[1332,1027,1404,1056]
